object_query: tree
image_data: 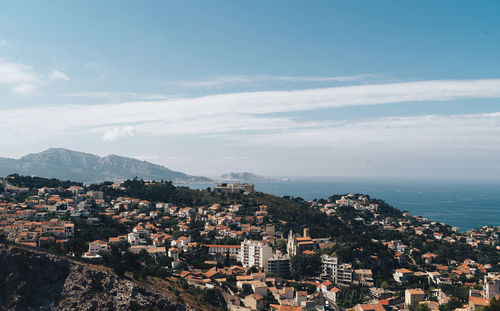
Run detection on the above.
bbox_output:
[411,304,430,311]
[336,285,369,308]
[290,253,321,280]
[241,283,253,296]
[276,239,287,253]
[439,297,463,311]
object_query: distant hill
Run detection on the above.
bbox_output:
[219,172,271,181]
[0,148,211,184]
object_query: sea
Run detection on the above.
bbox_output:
[176,177,500,232]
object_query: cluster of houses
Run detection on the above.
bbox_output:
[1,179,500,310]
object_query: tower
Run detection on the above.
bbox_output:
[287,230,296,256]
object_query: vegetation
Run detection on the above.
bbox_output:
[336,285,369,308]
[289,253,321,280]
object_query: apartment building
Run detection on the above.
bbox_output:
[239,240,273,269]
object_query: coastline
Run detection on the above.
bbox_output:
[176,177,500,231]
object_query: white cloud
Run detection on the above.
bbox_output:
[48,70,70,81]
[0,58,40,93]
[61,91,174,101]
[0,39,7,47]
[223,113,500,149]
[0,59,70,93]
[101,126,135,142]
[1,78,500,151]
[165,74,381,88]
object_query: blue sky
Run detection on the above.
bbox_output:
[1,1,500,179]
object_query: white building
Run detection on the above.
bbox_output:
[87,240,109,255]
[238,240,273,269]
[214,183,255,194]
[321,254,338,280]
[127,232,141,246]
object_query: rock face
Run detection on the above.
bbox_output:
[0,148,211,184]
[0,245,187,311]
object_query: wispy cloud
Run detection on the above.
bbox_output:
[0,39,7,47]
[165,74,381,88]
[61,91,175,101]
[223,113,500,149]
[48,70,70,81]
[0,58,40,94]
[0,59,70,94]
[1,79,500,150]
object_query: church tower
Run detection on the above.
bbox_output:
[287,230,296,256]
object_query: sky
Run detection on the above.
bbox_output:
[0,1,500,179]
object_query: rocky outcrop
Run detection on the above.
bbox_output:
[0,244,187,310]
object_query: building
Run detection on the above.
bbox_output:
[354,269,374,286]
[87,191,104,200]
[320,254,352,285]
[239,240,273,269]
[287,228,316,256]
[394,268,413,284]
[127,232,141,246]
[214,183,255,195]
[405,288,425,307]
[336,263,353,285]
[243,294,265,310]
[321,254,338,280]
[87,240,109,255]
[266,253,290,278]
[203,244,241,257]
[484,273,500,299]
[469,296,490,310]
[352,303,385,311]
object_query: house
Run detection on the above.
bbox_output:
[422,252,438,264]
[295,291,308,305]
[394,268,413,283]
[320,280,334,294]
[325,287,340,303]
[469,296,489,310]
[168,247,180,260]
[127,232,141,246]
[405,288,425,307]
[147,246,166,256]
[243,294,265,310]
[83,240,109,258]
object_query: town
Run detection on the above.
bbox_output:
[1,174,499,311]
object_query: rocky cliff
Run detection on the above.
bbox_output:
[0,244,189,311]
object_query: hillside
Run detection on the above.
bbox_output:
[0,148,211,184]
[0,243,190,311]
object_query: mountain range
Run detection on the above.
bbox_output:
[0,148,211,184]
[219,172,271,181]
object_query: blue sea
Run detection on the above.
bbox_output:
[176,177,500,231]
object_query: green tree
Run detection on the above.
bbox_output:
[290,253,321,280]
[411,304,430,311]
[276,239,287,253]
